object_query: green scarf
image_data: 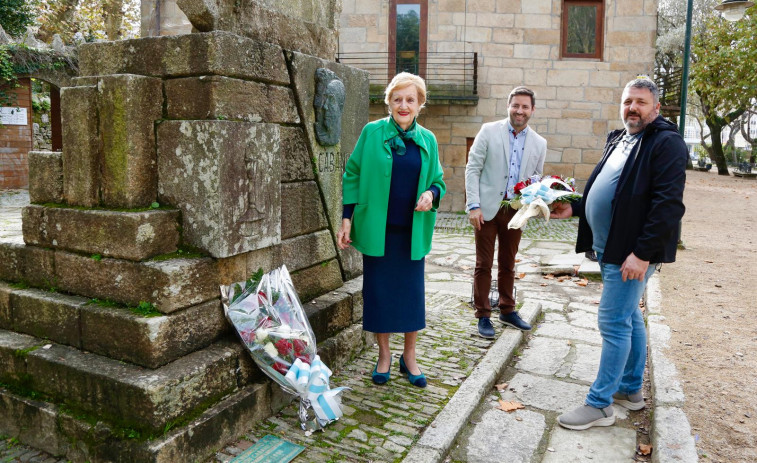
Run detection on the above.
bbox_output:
[388,117,417,156]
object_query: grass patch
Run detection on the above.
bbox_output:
[9,281,28,290]
[150,246,206,261]
[130,301,161,318]
[13,345,40,358]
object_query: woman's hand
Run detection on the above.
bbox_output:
[336,219,352,249]
[415,190,434,212]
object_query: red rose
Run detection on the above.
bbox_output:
[292,339,308,356]
[275,338,293,356]
[239,329,256,344]
[513,181,527,195]
[272,362,289,374]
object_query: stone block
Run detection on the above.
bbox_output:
[22,205,180,261]
[10,288,88,347]
[80,299,228,368]
[54,250,218,314]
[281,230,336,273]
[61,86,100,207]
[291,259,343,303]
[0,283,10,328]
[0,391,64,456]
[0,379,277,463]
[338,276,363,323]
[280,126,315,182]
[0,329,37,385]
[78,32,289,84]
[305,291,353,341]
[165,76,299,124]
[281,181,328,239]
[157,120,281,258]
[27,151,63,204]
[286,51,369,280]
[315,323,365,371]
[176,0,338,60]
[0,243,56,289]
[22,339,242,432]
[98,74,163,208]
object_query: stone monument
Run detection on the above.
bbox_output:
[0,1,369,461]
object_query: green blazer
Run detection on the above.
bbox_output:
[343,117,446,260]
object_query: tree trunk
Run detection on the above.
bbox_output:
[103,0,125,41]
[706,121,730,175]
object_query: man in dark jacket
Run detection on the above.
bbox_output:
[551,77,687,430]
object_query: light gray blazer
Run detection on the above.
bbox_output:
[465,119,547,221]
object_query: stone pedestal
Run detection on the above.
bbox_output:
[1,17,370,462]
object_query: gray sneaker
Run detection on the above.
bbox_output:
[557,405,615,430]
[613,391,645,410]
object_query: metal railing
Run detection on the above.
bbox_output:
[336,52,478,102]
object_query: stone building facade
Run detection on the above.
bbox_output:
[339,0,658,211]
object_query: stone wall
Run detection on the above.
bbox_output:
[343,0,658,211]
[0,78,33,189]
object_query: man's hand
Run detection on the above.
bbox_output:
[620,253,649,282]
[336,219,352,249]
[469,208,485,231]
[550,202,573,219]
[415,191,434,211]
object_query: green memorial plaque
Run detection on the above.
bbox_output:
[231,435,305,463]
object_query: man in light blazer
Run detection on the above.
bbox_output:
[465,86,547,338]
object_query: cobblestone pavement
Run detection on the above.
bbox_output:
[1,193,691,462]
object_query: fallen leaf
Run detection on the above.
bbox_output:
[460,265,471,270]
[497,400,525,412]
[515,258,522,263]
[576,279,588,287]
[495,382,509,391]
[637,444,652,456]
[540,283,548,287]
[544,274,556,279]
[516,273,526,279]
[557,276,571,282]
[592,300,600,304]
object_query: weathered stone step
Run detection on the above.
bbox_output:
[0,329,259,433]
[0,282,227,369]
[0,243,217,314]
[22,205,181,261]
[0,377,281,463]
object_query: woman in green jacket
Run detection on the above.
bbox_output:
[336,73,446,388]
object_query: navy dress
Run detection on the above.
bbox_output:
[345,140,427,333]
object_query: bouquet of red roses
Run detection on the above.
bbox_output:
[502,175,582,229]
[221,266,349,430]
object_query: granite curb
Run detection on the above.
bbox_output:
[646,275,699,462]
[402,300,542,463]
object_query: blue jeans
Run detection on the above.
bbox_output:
[586,253,657,409]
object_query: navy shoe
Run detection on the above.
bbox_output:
[477,317,495,338]
[499,311,532,331]
[371,359,391,385]
[399,355,427,388]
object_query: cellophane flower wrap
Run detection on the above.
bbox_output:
[220,265,349,431]
[502,175,582,229]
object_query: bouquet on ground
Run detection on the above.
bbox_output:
[502,175,582,229]
[220,265,349,431]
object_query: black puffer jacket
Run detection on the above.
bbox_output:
[572,115,687,264]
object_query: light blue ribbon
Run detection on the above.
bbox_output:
[285,355,350,422]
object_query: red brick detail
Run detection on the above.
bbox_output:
[0,78,33,189]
